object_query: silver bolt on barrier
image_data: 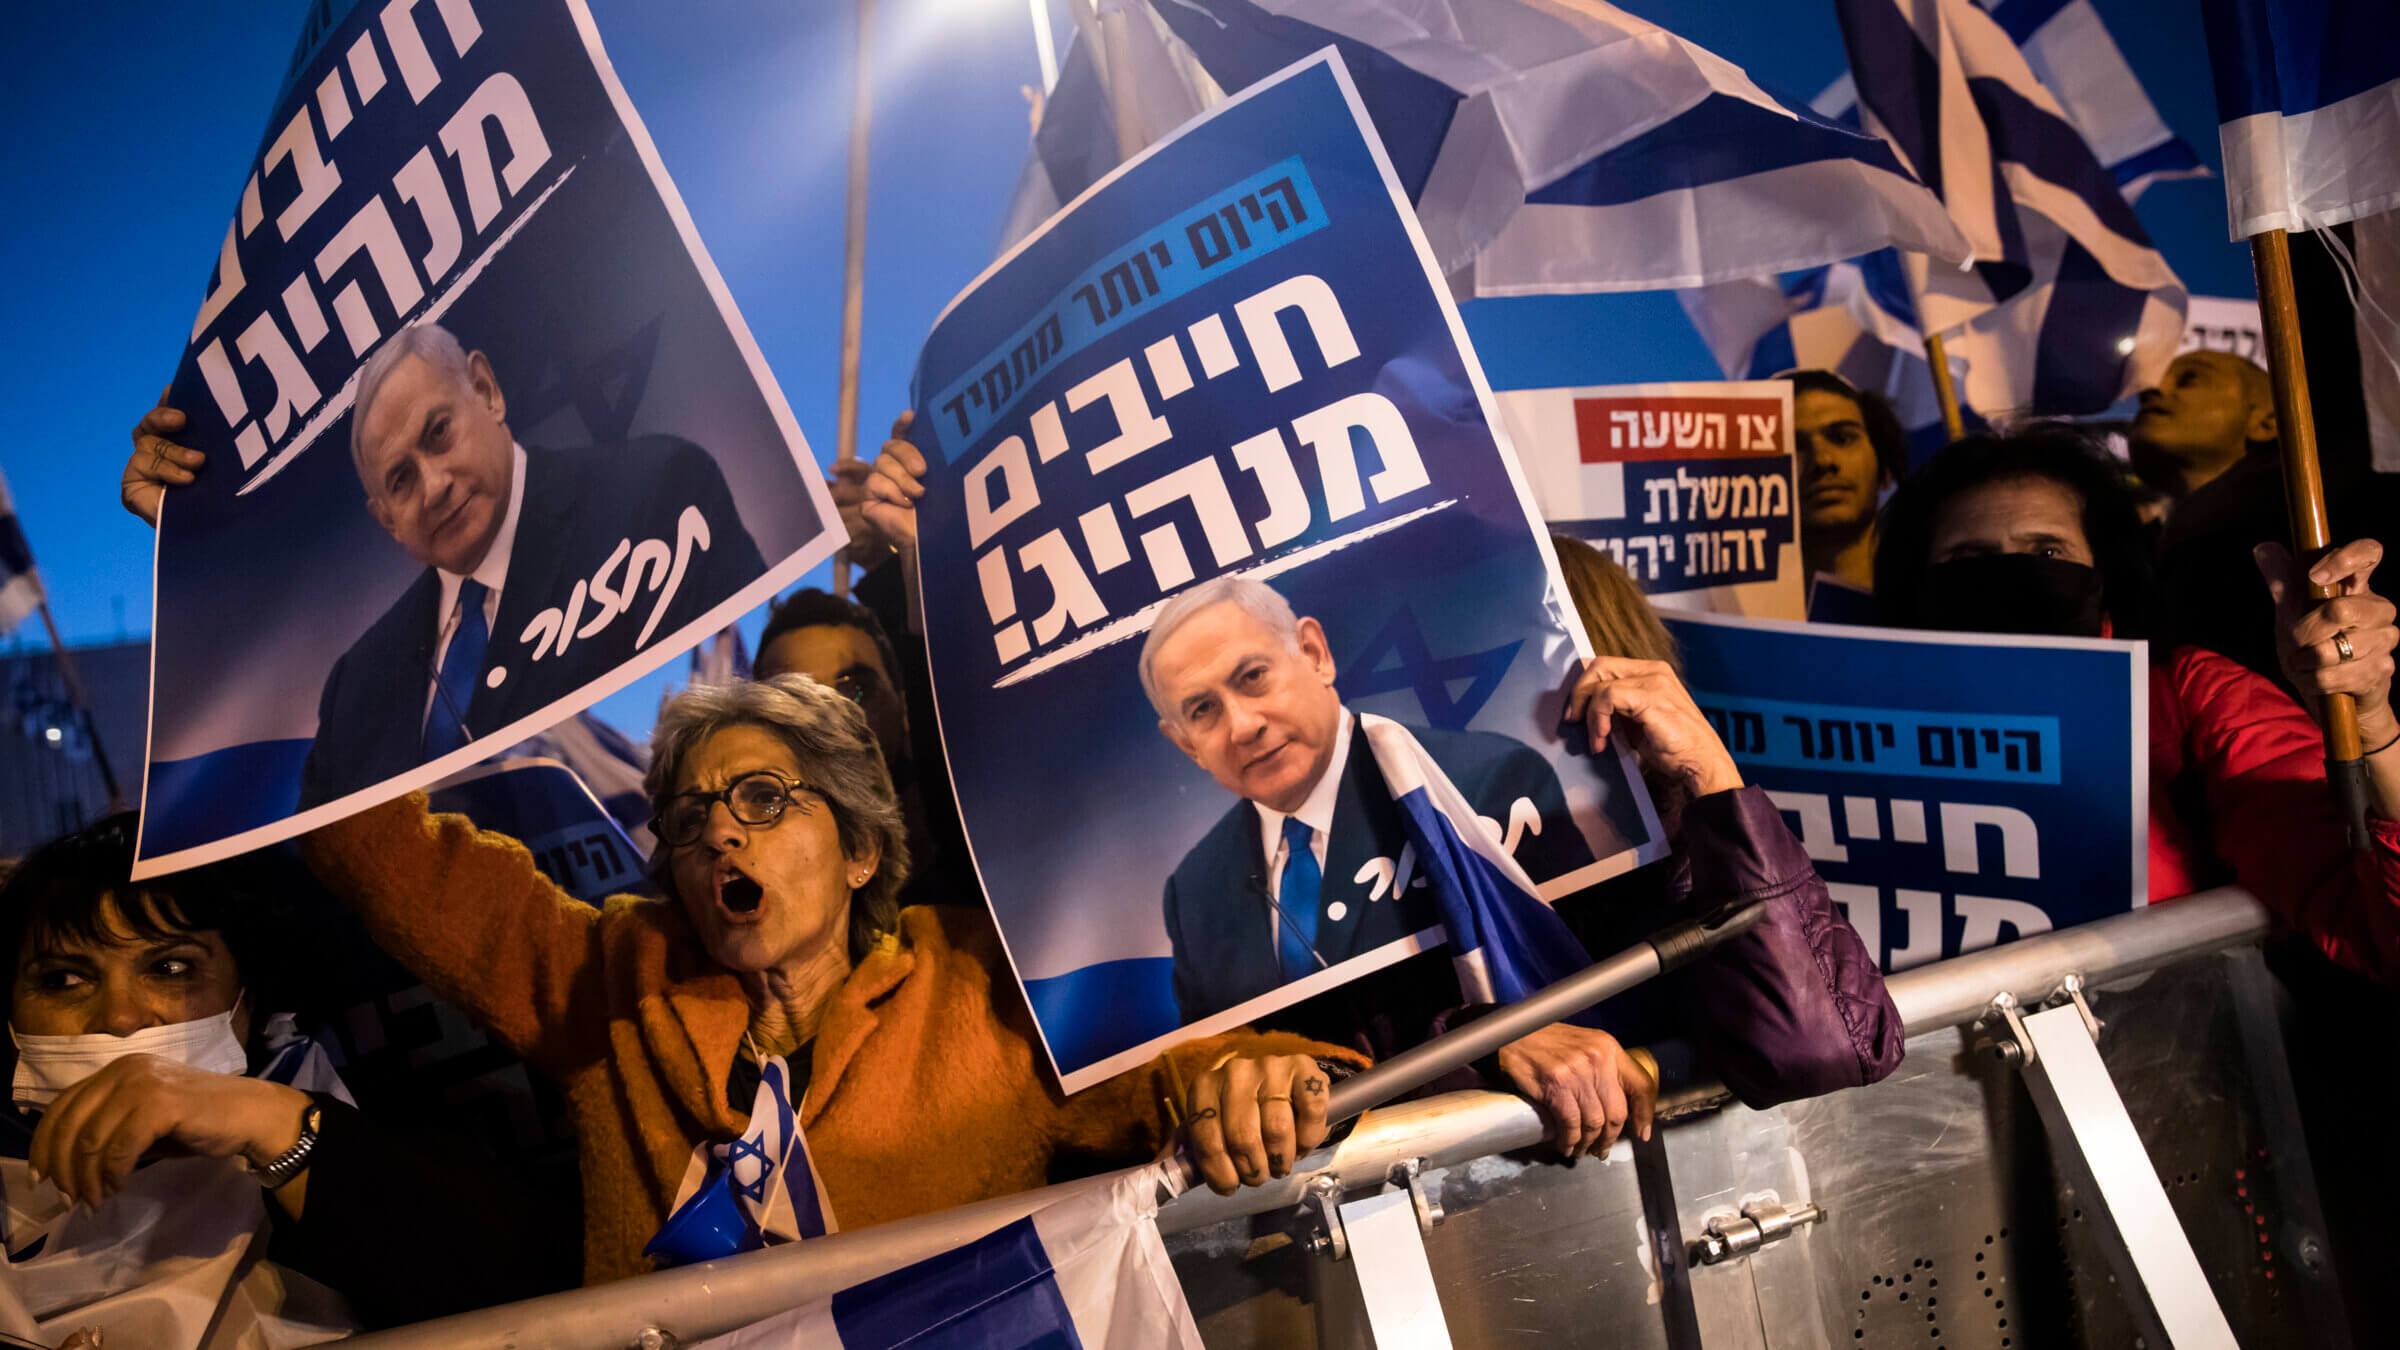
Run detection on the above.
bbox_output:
[1301,1172,1350,1260]
[1390,1157,1445,1234]
[1981,990,2035,1066]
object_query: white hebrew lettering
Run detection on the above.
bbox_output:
[1067,358,1172,474]
[1233,274,1360,393]
[964,436,1038,550]
[438,72,551,232]
[1288,391,1430,522]
[1231,428,1311,548]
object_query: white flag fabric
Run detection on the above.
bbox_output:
[2199,0,2400,236]
[1813,0,2207,204]
[1831,0,2186,414]
[1678,249,1966,443]
[1355,715,1598,1007]
[0,467,45,637]
[2199,0,2400,469]
[692,1162,1203,1350]
[1007,0,1971,294]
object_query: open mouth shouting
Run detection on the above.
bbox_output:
[716,864,766,918]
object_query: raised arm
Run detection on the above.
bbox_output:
[300,793,613,1073]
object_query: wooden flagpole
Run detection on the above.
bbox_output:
[832,0,875,599]
[1923,332,1967,443]
[2250,226,2371,848]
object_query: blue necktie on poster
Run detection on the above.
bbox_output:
[1278,817,1322,980]
[424,580,489,758]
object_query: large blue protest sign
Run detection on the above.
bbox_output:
[1665,612,2146,971]
[908,53,1664,1092]
[134,0,839,875]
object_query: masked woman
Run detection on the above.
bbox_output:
[302,675,1353,1284]
[3,818,568,1347]
[1873,427,2400,984]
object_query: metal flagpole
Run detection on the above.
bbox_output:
[33,600,122,810]
[2250,226,2372,849]
[831,0,876,600]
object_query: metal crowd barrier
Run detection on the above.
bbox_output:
[341,886,2279,1350]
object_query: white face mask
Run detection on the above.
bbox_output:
[10,994,249,1108]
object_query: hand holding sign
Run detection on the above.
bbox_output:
[862,410,925,552]
[123,394,206,527]
[1180,1051,1331,1195]
[1566,656,1744,798]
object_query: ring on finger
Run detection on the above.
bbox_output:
[2334,630,2357,662]
[1257,1093,1290,1103]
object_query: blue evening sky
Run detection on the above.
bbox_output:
[0,0,2250,740]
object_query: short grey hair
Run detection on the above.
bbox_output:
[644,674,913,962]
[1138,575,1303,722]
[350,322,475,488]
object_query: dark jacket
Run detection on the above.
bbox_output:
[1268,784,1905,1110]
[300,438,764,809]
[1162,719,1595,1023]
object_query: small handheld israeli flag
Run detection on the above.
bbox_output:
[1357,715,1597,1010]
[646,1056,836,1268]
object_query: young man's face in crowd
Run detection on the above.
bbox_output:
[757,624,908,769]
[1795,389,1889,532]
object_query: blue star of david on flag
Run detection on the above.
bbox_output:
[725,1133,772,1203]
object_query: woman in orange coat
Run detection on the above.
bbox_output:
[304,675,1352,1284]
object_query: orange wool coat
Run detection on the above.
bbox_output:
[304,795,1348,1285]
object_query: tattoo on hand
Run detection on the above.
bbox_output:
[1303,1078,1325,1095]
[1189,1107,1219,1123]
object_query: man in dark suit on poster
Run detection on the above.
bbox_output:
[299,321,764,809]
[1144,575,1594,1024]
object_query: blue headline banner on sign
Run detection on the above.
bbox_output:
[1665,612,2145,972]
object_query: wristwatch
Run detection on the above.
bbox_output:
[253,1101,324,1190]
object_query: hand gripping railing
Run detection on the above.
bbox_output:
[339,887,2270,1350]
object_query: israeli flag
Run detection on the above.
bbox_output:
[693,1162,1202,1350]
[2200,0,2400,236]
[0,468,45,638]
[1356,715,1594,1008]
[647,1056,836,1269]
[1679,249,1970,453]
[1814,0,2206,203]
[1831,0,2186,415]
[1007,0,1970,293]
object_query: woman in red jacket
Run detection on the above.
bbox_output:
[1872,427,2400,985]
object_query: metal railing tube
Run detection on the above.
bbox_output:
[1886,886,2269,1036]
[337,888,2268,1350]
[1325,897,1768,1123]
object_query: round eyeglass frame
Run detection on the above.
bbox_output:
[651,769,812,849]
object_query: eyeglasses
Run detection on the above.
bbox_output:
[651,769,815,849]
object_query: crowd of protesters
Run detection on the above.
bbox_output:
[2,349,2388,1345]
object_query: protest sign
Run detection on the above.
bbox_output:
[1496,382,1803,620]
[906,53,1666,1092]
[1665,612,2146,971]
[134,0,839,876]
[429,757,645,903]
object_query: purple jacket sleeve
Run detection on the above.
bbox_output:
[1671,785,1904,1107]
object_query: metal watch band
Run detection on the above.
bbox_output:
[254,1101,323,1189]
